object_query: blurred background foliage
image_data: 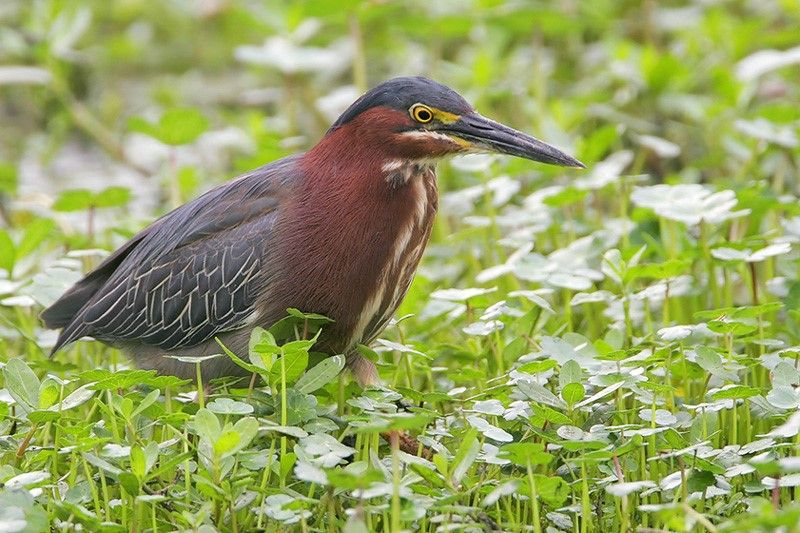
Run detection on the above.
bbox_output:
[2,0,798,234]
[1,1,800,530]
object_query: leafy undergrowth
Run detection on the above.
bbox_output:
[3,1,800,532]
[4,176,800,532]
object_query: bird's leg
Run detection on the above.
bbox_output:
[381,430,432,459]
[203,381,213,402]
[346,352,379,387]
[346,352,431,458]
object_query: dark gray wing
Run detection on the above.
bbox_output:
[46,155,300,352]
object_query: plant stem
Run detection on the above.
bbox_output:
[280,350,288,487]
[196,362,205,408]
[391,431,401,532]
[527,460,541,533]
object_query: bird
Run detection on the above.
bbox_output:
[41,76,584,386]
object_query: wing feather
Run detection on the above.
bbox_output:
[47,155,300,353]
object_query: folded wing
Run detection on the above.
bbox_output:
[43,156,300,353]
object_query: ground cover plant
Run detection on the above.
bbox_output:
[1,1,800,531]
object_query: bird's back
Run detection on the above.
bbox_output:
[43,155,302,354]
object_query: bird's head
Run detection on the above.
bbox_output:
[325,76,584,169]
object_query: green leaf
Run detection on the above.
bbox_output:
[143,441,159,475]
[38,379,59,410]
[279,452,297,482]
[517,359,559,375]
[530,404,572,426]
[561,382,586,406]
[0,161,17,193]
[113,396,134,420]
[382,412,434,431]
[686,470,716,493]
[83,369,189,390]
[16,218,56,260]
[28,410,60,423]
[694,302,783,321]
[230,417,259,452]
[272,349,309,385]
[410,462,445,488]
[534,474,570,507]
[451,429,480,485]
[0,229,14,274]
[217,337,267,376]
[559,438,607,452]
[295,355,345,393]
[84,453,122,476]
[684,455,725,475]
[158,108,209,145]
[500,443,554,467]
[3,358,40,414]
[130,445,146,479]
[248,327,280,372]
[503,336,529,362]
[286,308,334,323]
[394,387,450,403]
[93,186,131,208]
[50,384,95,412]
[625,259,691,282]
[559,360,582,388]
[249,326,278,356]
[601,249,625,285]
[280,389,318,426]
[613,434,645,456]
[543,186,587,207]
[281,329,321,356]
[213,431,241,456]
[707,320,757,336]
[194,408,221,442]
[130,108,209,145]
[119,472,140,496]
[207,398,253,415]
[517,381,566,408]
[51,189,94,212]
[131,389,161,419]
[326,467,383,490]
[711,385,760,400]
[695,346,739,382]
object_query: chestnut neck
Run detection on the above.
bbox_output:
[306,108,407,182]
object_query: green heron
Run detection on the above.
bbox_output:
[42,77,583,385]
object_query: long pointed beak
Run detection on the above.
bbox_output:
[444,113,585,168]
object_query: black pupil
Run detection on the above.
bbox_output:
[417,109,431,121]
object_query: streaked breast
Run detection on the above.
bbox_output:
[353,164,438,346]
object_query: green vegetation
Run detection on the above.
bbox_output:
[2,1,800,531]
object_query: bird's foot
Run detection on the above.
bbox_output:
[381,430,432,459]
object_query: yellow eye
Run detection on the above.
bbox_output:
[410,104,434,123]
